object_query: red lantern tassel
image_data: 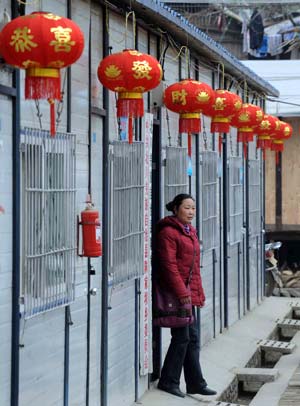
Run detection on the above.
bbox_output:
[25,68,61,100]
[117,93,144,118]
[128,117,133,144]
[48,99,55,137]
[243,142,248,159]
[179,113,201,133]
[211,118,230,134]
[188,132,192,157]
[218,134,222,155]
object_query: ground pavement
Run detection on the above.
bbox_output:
[136,297,300,406]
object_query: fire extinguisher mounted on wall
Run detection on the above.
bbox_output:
[77,197,102,257]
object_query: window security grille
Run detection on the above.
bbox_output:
[109,141,144,285]
[164,146,188,215]
[201,151,218,251]
[229,156,243,244]
[249,159,261,236]
[20,128,76,319]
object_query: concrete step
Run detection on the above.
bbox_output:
[277,318,300,329]
[257,339,296,354]
[288,365,300,388]
[232,367,279,383]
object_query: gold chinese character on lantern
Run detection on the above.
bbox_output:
[239,112,250,122]
[197,91,210,103]
[43,13,62,21]
[171,89,187,105]
[50,27,75,52]
[260,120,271,130]
[214,97,226,110]
[10,27,38,52]
[132,61,152,80]
[22,60,41,68]
[256,110,263,121]
[48,60,66,68]
[104,64,122,79]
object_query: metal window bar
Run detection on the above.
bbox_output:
[164,146,188,216]
[249,159,261,236]
[20,127,76,319]
[229,156,243,245]
[201,151,218,251]
[109,141,145,286]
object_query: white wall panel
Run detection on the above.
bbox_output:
[108,281,135,406]
[0,94,12,406]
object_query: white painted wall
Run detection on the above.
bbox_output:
[0,94,13,406]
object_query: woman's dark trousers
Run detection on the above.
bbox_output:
[159,309,207,390]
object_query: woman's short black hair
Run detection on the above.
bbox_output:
[165,193,195,214]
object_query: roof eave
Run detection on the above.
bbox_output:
[120,0,279,97]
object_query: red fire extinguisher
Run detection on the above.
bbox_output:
[78,200,102,257]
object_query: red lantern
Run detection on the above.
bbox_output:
[206,89,242,133]
[204,89,242,154]
[271,121,293,164]
[255,115,280,159]
[163,79,215,134]
[0,11,84,135]
[163,79,214,159]
[97,49,162,143]
[231,103,264,157]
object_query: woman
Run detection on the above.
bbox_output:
[154,193,216,398]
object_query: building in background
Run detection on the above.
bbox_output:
[243,59,300,272]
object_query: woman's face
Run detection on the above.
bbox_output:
[174,198,196,224]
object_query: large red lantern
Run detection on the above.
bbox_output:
[97,49,162,143]
[231,103,264,157]
[163,79,215,156]
[0,11,84,135]
[255,114,280,159]
[271,121,293,164]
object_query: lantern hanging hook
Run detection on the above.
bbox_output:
[217,63,225,89]
[125,10,136,49]
[244,79,248,102]
[17,0,39,5]
[185,47,191,78]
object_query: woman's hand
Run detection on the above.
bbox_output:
[179,296,191,305]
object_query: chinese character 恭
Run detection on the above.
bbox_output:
[10,27,38,52]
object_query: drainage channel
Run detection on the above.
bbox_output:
[215,306,300,406]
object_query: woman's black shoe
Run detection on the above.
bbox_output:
[186,386,217,396]
[157,382,185,398]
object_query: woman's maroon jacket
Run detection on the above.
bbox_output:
[153,216,205,307]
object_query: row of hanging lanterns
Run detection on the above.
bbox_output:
[0,10,293,160]
[163,78,293,163]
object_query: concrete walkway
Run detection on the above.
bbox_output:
[136,297,300,406]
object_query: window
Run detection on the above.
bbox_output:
[201,151,218,251]
[249,159,261,236]
[164,146,188,216]
[109,141,145,285]
[229,156,243,244]
[20,128,76,318]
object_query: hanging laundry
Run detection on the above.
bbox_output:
[249,8,264,50]
[258,35,268,57]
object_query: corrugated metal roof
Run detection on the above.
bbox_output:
[120,0,279,97]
